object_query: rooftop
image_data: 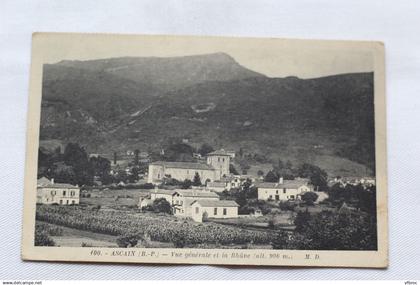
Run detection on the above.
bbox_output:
[207,149,231,156]
[207,181,227,187]
[256,179,309,189]
[37,177,79,189]
[191,199,239,207]
[174,190,219,198]
[150,161,215,170]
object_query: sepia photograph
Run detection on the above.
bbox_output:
[21,33,387,267]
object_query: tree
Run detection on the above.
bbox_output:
[34,225,55,246]
[116,233,140,248]
[294,209,311,233]
[152,198,172,214]
[165,143,195,162]
[128,167,139,183]
[264,170,279,182]
[239,147,244,158]
[301,192,319,206]
[290,210,377,250]
[229,164,239,175]
[51,162,77,185]
[192,172,201,186]
[198,143,214,156]
[271,230,289,249]
[181,179,192,189]
[89,156,112,184]
[277,159,284,170]
[114,170,128,183]
[63,143,93,186]
[134,149,140,165]
[297,163,328,190]
[239,161,250,175]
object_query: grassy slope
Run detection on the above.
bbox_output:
[40,55,375,177]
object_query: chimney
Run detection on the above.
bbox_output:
[51,178,54,184]
[279,177,283,184]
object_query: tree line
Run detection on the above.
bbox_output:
[38,143,113,186]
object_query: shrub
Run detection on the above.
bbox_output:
[301,192,319,206]
[202,211,209,222]
[117,233,141,248]
[279,201,296,211]
[270,230,289,249]
[34,224,55,246]
[152,198,172,214]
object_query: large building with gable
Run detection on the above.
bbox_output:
[36,177,80,205]
[147,149,231,184]
[257,177,313,201]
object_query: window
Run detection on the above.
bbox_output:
[180,201,183,206]
[283,188,286,194]
[222,158,225,162]
[157,174,160,179]
[269,195,273,199]
[70,191,75,196]
[66,200,69,205]
[214,208,218,215]
[59,200,63,205]
[195,207,199,214]
[218,158,220,162]
[63,191,66,196]
[276,190,278,194]
[223,208,227,215]
[72,200,75,204]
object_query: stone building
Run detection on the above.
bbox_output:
[147,149,231,184]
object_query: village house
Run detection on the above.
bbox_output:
[150,188,175,201]
[147,188,220,216]
[144,187,239,222]
[257,177,312,201]
[147,149,231,184]
[190,200,239,222]
[36,177,80,205]
[172,189,219,216]
[206,181,230,192]
[328,176,376,188]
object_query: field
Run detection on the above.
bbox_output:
[80,188,151,208]
[35,205,273,248]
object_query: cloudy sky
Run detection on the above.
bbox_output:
[37,33,375,78]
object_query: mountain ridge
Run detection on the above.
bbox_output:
[40,53,375,177]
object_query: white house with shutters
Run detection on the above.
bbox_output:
[190,200,239,222]
[36,177,80,205]
[257,177,312,201]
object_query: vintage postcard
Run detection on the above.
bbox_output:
[21,33,387,267]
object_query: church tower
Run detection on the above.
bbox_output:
[206,149,231,179]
